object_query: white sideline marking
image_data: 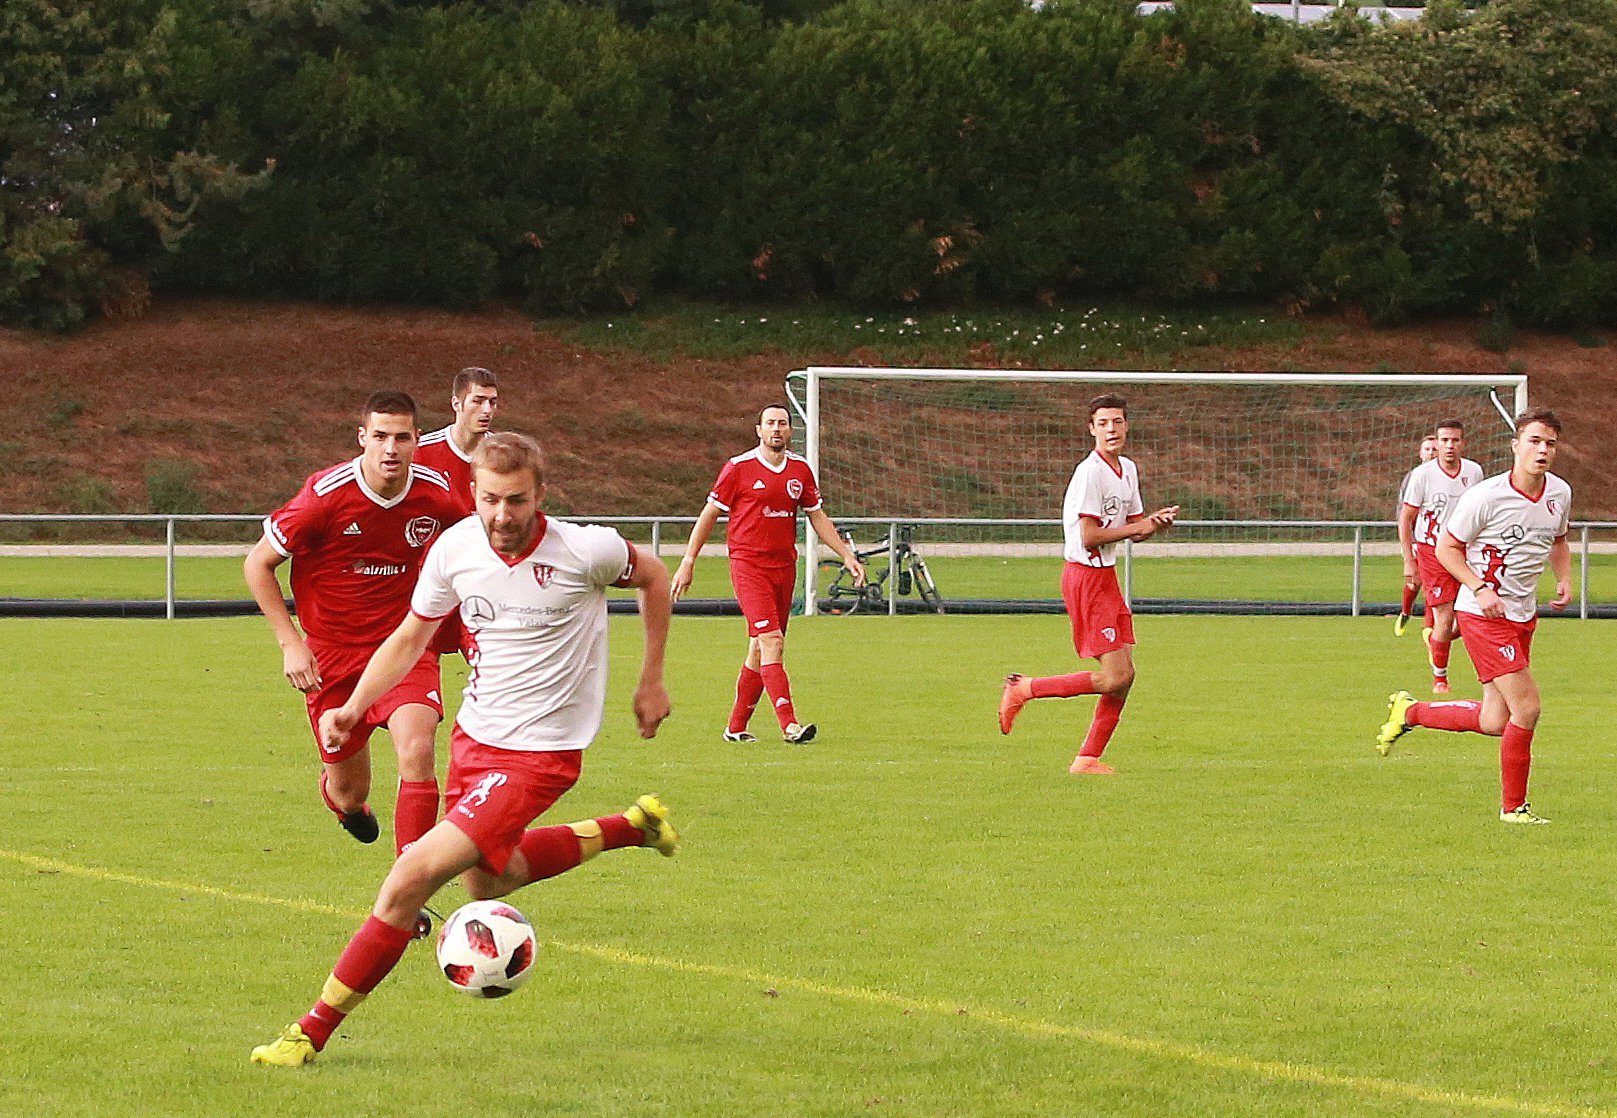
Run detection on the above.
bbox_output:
[0,846,1607,1117]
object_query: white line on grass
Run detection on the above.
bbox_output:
[2,846,1606,1118]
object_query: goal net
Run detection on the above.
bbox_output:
[787,369,1527,615]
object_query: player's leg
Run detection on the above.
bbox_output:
[756,628,812,740]
[372,654,448,854]
[1000,561,1097,734]
[725,637,766,742]
[468,794,680,901]
[1396,578,1418,636]
[1427,600,1456,693]
[307,679,381,842]
[1489,667,1545,821]
[1070,646,1134,775]
[251,821,481,1066]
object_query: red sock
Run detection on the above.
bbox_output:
[1400,585,1417,615]
[1078,693,1126,758]
[1500,721,1534,812]
[1408,700,1481,733]
[759,662,797,729]
[1423,599,1434,630]
[728,667,765,734]
[299,915,412,1050]
[394,779,439,856]
[516,815,645,883]
[1031,672,1097,699]
[1430,639,1451,672]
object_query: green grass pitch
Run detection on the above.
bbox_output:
[3,612,1616,1117]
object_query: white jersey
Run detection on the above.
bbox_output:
[1402,458,1484,548]
[411,514,634,751]
[1446,472,1572,623]
[1062,451,1143,567]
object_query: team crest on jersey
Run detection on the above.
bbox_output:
[786,478,804,500]
[404,516,439,547]
[1102,627,1116,642]
[1547,498,1559,516]
[533,563,555,589]
[1498,645,1517,663]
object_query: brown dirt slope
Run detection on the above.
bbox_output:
[0,298,1611,518]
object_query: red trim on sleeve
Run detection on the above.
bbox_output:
[1078,513,1103,523]
[612,542,640,588]
[1442,528,1470,548]
[411,607,456,622]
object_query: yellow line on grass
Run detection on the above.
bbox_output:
[3,847,1606,1118]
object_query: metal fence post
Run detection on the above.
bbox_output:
[1123,538,1133,608]
[165,518,177,621]
[1350,526,1363,618]
[888,523,899,616]
[1581,525,1591,621]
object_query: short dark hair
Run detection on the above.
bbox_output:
[1433,418,1465,435]
[362,390,417,426]
[453,366,498,399]
[1514,407,1562,436]
[759,403,792,423]
[472,431,545,486]
[1088,393,1128,421]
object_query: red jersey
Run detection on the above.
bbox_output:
[414,425,476,516]
[708,448,821,569]
[263,458,462,679]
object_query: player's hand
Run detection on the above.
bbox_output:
[283,642,322,693]
[633,679,672,738]
[670,559,694,603]
[317,707,358,753]
[1475,586,1506,619]
[1402,558,1418,587]
[846,557,867,588]
[1551,579,1572,611]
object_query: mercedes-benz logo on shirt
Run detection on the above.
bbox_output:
[463,595,496,624]
[1502,525,1526,544]
[1102,496,1121,518]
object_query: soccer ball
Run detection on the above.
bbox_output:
[435,900,538,998]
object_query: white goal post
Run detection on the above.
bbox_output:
[786,368,1528,615]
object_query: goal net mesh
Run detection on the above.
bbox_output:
[792,371,1521,611]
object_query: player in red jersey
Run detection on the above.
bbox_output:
[414,366,499,656]
[671,404,864,744]
[1393,432,1438,637]
[998,394,1178,774]
[244,391,464,854]
[1397,420,1483,692]
[414,366,500,516]
[1377,408,1572,824]
[251,433,675,1066]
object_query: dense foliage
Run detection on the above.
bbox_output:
[5,0,1617,328]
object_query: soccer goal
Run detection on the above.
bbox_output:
[786,369,1527,615]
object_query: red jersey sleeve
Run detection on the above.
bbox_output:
[798,462,822,512]
[263,474,326,558]
[709,459,740,511]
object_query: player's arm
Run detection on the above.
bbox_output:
[1437,530,1503,619]
[1084,506,1177,549]
[671,500,722,602]
[622,544,673,738]
[318,613,442,752]
[243,537,321,692]
[1548,534,1573,610]
[1397,503,1420,586]
[807,507,865,586]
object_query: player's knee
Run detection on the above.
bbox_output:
[461,871,510,901]
[1509,701,1542,730]
[1099,665,1135,694]
[393,737,436,781]
[756,631,785,659]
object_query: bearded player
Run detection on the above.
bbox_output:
[999,394,1179,774]
[1397,420,1483,692]
[245,391,463,854]
[1377,409,1572,825]
[671,404,864,744]
[251,433,676,1066]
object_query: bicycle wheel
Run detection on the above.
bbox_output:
[910,556,944,614]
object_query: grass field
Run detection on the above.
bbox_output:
[5,611,1616,1117]
[4,552,1614,609]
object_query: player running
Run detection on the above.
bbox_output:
[671,404,864,745]
[998,393,1179,775]
[1376,408,1572,825]
[1397,420,1483,692]
[251,433,676,1066]
[244,392,463,854]
[415,366,500,515]
[1393,433,1438,637]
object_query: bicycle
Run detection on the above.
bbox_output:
[818,525,944,614]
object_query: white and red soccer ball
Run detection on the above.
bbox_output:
[435,900,538,998]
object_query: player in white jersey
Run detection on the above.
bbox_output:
[998,394,1178,774]
[1377,409,1572,825]
[252,433,676,1066]
[1397,420,1484,692]
[1393,433,1437,636]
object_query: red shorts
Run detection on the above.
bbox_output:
[304,652,444,763]
[443,725,582,876]
[731,560,795,636]
[1456,612,1535,683]
[1061,562,1135,660]
[1414,544,1460,607]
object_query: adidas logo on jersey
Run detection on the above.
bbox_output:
[752,480,767,490]
[343,521,362,535]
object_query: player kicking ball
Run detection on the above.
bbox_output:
[999,394,1178,774]
[1376,409,1572,824]
[252,434,677,1066]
